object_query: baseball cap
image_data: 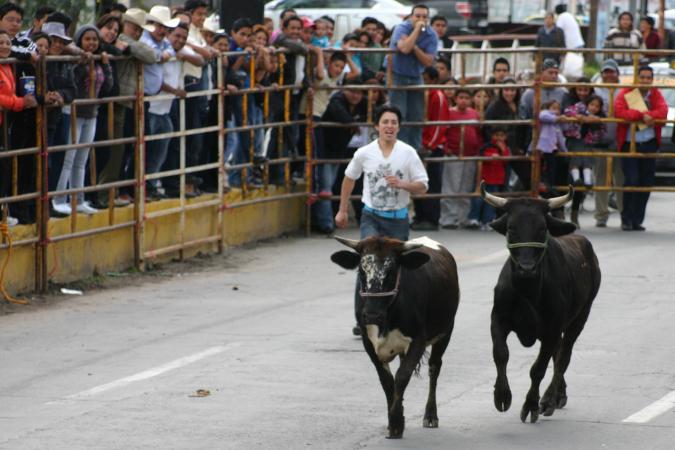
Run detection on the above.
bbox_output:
[542,58,560,70]
[601,59,619,73]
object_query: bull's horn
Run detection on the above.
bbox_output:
[547,185,574,210]
[480,181,508,208]
[334,236,360,250]
[402,242,424,253]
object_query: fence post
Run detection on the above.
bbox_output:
[304,56,314,237]
[36,56,48,292]
[134,61,145,270]
[530,50,543,197]
[217,54,225,254]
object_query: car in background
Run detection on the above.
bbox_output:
[418,0,488,34]
[264,0,434,42]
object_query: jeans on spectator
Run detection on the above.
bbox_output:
[440,156,476,227]
[621,139,656,227]
[312,123,337,231]
[229,95,253,187]
[413,147,443,225]
[48,112,70,193]
[594,146,624,223]
[185,75,208,168]
[469,183,501,224]
[54,116,97,205]
[389,73,423,150]
[145,111,173,188]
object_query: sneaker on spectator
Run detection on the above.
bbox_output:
[465,219,480,229]
[6,216,19,227]
[595,220,607,228]
[441,222,458,230]
[118,194,134,203]
[410,221,438,231]
[76,202,99,215]
[52,202,72,216]
[114,196,131,207]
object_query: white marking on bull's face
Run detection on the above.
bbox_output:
[360,254,395,291]
[366,325,413,363]
[407,236,443,251]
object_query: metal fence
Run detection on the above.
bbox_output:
[1,45,674,296]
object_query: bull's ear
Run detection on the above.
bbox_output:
[489,214,508,235]
[331,250,360,269]
[400,251,430,270]
[545,215,577,236]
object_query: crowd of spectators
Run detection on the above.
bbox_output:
[0,2,669,233]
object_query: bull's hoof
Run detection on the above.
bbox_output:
[494,386,512,412]
[539,401,556,417]
[386,428,404,439]
[520,404,539,423]
[423,417,439,428]
[557,394,568,409]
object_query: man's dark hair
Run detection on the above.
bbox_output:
[641,16,655,28]
[35,6,56,21]
[30,31,51,45]
[493,57,510,71]
[455,88,472,97]
[330,51,347,64]
[184,0,208,12]
[423,66,439,81]
[173,22,190,32]
[436,57,451,70]
[0,3,24,20]
[638,65,654,76]
[554,4,567,15]
[374,104,402,124]
[282,15,302,29]
[45,12,72,29]
[430,15,447,25]
[490,126,508,135]
[280,8,296,20]
[320,15,335,26]
[361,17,378,28]
[111,3,128,13]
[412,4,430,14]
[232,18,253,32]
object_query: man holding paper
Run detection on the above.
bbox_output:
[614,65,668,231]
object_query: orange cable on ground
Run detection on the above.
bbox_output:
[0,223,29,305]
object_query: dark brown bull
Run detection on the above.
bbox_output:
[481,182,601,423]
[331,236,459,438]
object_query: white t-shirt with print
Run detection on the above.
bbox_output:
[345,139,428,211]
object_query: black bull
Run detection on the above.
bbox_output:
[331,237,459,439]
[481,182,601,423]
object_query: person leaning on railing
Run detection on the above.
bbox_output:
[96,8,158,207]
[0,29,37,227]
[614,65,667,232]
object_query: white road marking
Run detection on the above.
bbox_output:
[46,343,240,404]
[622,391,675,424]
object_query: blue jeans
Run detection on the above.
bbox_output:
[229,96,254,187]
[621,139,656,227]
[146,111,173,187]
[469,183,502,224]
[389,73,423,150]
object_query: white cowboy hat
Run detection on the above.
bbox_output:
[202,14,224,34]
[122,8,156,33]
[147,6,181,29]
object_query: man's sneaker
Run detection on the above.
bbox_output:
[595,220,607,228]
[465,219,480,229]
[76,202,99,215]
[114,196,131,207]
[411,221,438,231]
[352,325,362,336]
[5,216,18,227]
[441,223,458,230]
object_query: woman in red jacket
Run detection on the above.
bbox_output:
[0,29,37,226]
[614,65,668,231]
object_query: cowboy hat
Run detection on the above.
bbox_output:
[147,6,181,29]
[122,8,156,33]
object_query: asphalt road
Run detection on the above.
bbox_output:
[1,194,674,449]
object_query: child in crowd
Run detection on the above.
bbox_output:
[442,76,458,107]
[471,87,492,117]
[53,25,112,215]
[531,99,568,194]
[435,58,451,83]
[570,95,607,187]
[311,18,330,48]
[467,127,511,230]
[440,88,483,229]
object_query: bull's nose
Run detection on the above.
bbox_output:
[518,262,537,274]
